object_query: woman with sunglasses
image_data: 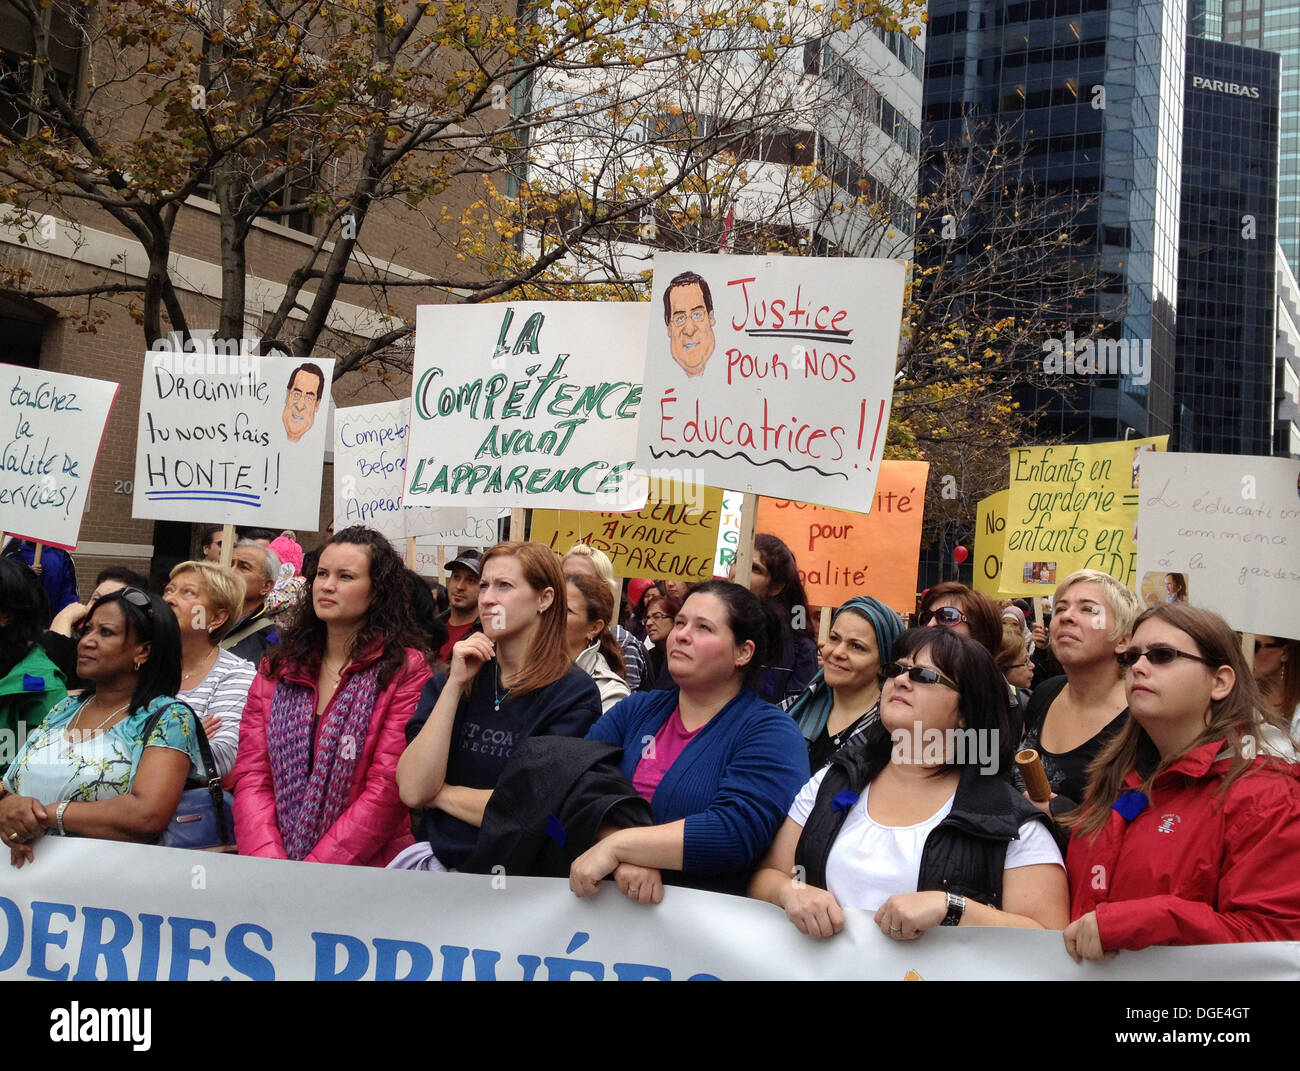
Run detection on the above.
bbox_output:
[1251,635,1300,736]
[232,526,432,866]
[917,583,1003,659]
[750,627,1068,939]
[1011,570,1143,817]
[1063,605,1300,960]
[0,588,204,866]
[785,596,904,773]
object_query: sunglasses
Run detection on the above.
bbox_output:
[1116,646,1212,669]
[882,661,960,692]
[920,607,967,627]
[1254,640,1284,653]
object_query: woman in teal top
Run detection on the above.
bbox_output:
[0,587,202,867]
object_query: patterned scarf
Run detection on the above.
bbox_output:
[267,660,383,861]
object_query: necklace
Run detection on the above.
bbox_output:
[494,661,509,713]
[182,647,219,687]
[69,695,130,741]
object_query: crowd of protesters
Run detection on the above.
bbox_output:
[0,523,1297,964]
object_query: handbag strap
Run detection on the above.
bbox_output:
[142,698,232,845]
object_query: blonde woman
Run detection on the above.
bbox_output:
[162,561,256,778]
[1011,569,1143,816]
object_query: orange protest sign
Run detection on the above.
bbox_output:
[756,460,928,614]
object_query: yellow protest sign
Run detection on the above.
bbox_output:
[755,460,929,615]
[1001,436,1168,595]
[973,490,1008,597]
[530,482,724,580]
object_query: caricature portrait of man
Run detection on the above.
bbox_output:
[663,271,717,377]
[282,362,325,443]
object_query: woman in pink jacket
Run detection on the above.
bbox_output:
[232,526,431,866]
[1064,604,1300,961]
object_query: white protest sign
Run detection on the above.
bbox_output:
[404,302,649,510]
[0,365,117,550]
[1136,451,1300,638]
[4,839,1296,981]
[334,400,442,539]
[635,254,906,511]
[133,353,335,530]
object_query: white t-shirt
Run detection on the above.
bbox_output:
[787,768,1064,912]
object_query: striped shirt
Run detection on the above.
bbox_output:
[180,648,256,778]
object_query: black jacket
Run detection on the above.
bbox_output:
[467,736,654,878]
[794,743,1052,909]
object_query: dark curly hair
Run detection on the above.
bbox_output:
[266,525,430,687]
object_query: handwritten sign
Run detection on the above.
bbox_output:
[634,253,905,512]
[1000,436,1168,595]
[0,365,117,550]
[407,510,503,578]
[973,490,1009,597]
[132,353,334,530]
[1135,452,1300,637]
[713,490,744,577]
[755,460,928,614]
[404,303,649,510]
[530,482,724,581]
[334,400,444,539]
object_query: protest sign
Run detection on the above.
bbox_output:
[755,460,928,614]
[634,253,905,512]
[133,353,334,530]
[334,400,447,539]
[404,302,649,510]
[973,489,1009,597]
[1135,452,1300,638]
[713,490,744,576]
[1001,435,1168,595]
[3,838,1295,981]
[0,365,117,550]
[408,510,502,578]
[530,481,723,581]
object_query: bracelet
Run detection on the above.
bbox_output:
[55,800,71,837]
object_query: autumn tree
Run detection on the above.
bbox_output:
[0,0,924,382]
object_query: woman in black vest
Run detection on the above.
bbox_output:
[749,628,1068,940]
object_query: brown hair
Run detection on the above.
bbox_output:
[1063,604,1286,838]
[1257,635,1300,723]
[566,573,626,678]
[994,620,1028,674]
[920,582,1003,658]
[480,541,571,696]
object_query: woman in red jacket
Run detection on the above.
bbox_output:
[232,526,431,866]
[1064,604,1300,961]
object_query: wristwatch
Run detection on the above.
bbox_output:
[940,892,967,926]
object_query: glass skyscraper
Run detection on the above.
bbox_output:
[1178,37,1281,453]
[921,0,1280,452]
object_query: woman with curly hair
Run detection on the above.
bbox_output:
[397,541,602,871]
[231,526,432,866]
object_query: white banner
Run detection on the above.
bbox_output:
[1135,452,1300,638]
[133,353,335,530]
[2,839,1295,981]
[0,365,117,550]
[634,254,906,512]
[404,302,649,510]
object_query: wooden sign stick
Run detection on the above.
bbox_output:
[509,508,525,543]
[732,492,758,591]
[405,536,417,571]
[220,524,234,569]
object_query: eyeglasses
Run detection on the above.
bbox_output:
[882,662,960,692]
[1255,640,1284,653]
[670,308,709,328]
[1116,646,1212,670]
[646,612,673,622]
[919,607,967,627]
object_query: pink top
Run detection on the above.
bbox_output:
[632,706,701,802]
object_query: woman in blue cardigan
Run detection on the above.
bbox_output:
[570,580,809,902]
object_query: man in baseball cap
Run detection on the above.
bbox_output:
[435,548,483,671]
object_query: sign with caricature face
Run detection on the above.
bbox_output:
[634,253,906,512]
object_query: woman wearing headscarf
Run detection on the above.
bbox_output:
[784,596,904,773]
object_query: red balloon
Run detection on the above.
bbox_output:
[953,545,969,564]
